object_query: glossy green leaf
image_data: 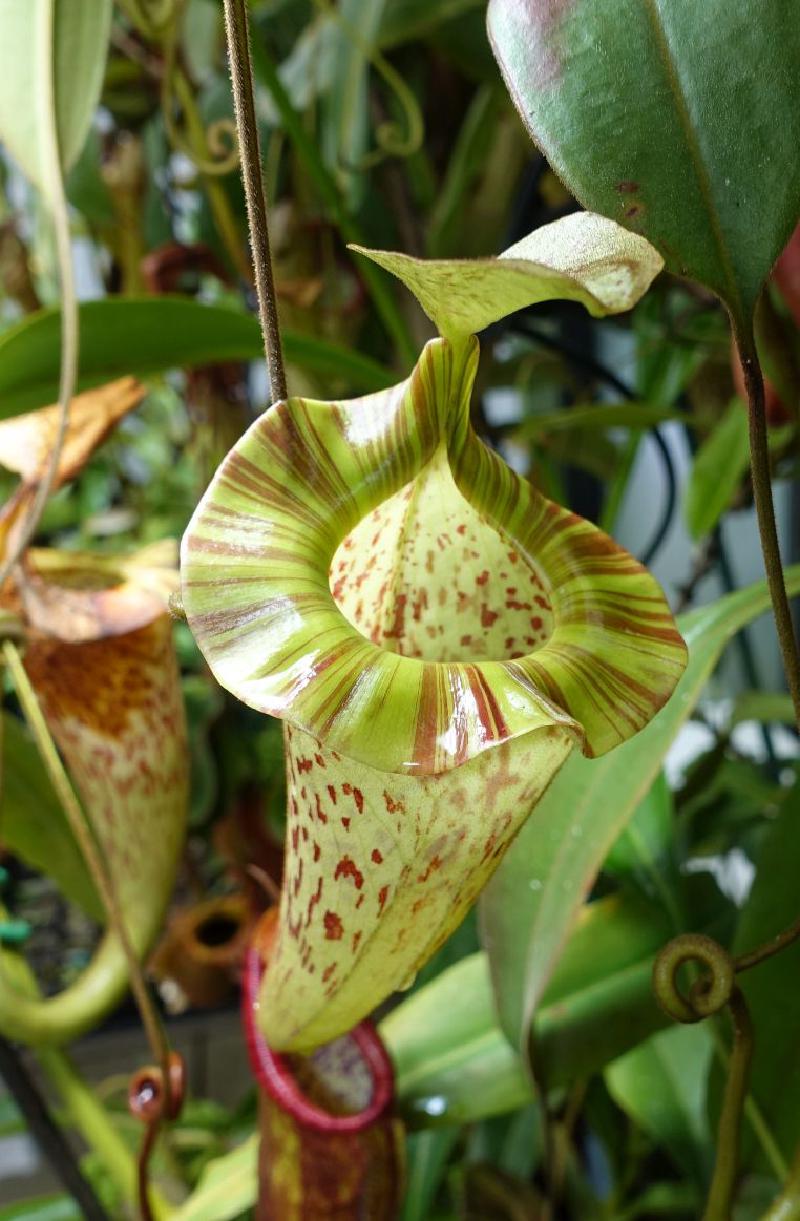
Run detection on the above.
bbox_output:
[606,1023,714,1183]
[480,564,800,1055]
[401,1129,460,1221]
[602,771,672,882]
[0,299,393,417]
[0,713,101,920]
[382,892,674,1126]
[517,401,681,437]
[354,210,663,340]
[0,1198,81,1221]
[684,400,750,540]
[0,0,111,201]
[488,0,800,328]
[732,782,800,1168]
[731,690,796,726]
[171,1136,258,1221]
[183,334,685,1052]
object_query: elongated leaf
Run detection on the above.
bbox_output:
[0,713,100,919]
[171,1137,258,1221]
[382,892,674,1125]
[731,782,800,1168]
[0,1198,81,1221]
[183,336,684,1051]
[488,0,800,328]
[606,1024,714,1183]
[401,1129,460,1221]
[480,564,800,1054]
[684,401,750,540]
[0,299,393,417]
[354,211,662,340]
[0,0,112,199]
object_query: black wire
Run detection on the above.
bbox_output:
[507,319,679,566]
[0,1035,110,1221]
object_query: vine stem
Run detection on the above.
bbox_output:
[0,1034,110,1221]
[1,642,171,1106]
[736,328,800,729]
[222,0,287,402]
[702,987,753,1221]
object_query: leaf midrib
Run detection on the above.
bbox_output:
[642,0,744,322]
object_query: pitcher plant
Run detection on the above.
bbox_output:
[181,211,687,1052]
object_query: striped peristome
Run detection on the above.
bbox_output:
[181,217,685,1051]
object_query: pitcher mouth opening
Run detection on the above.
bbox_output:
[329,465,556,667]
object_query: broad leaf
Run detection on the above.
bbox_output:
[382,892,674,1126]
[354,210,662,340]
[731,782,800,1168]
[171,1137,258,1221]
[603,771,672,882]
[0,299,393,417]
[0,1198,81,1221]
[606,1024,714,1184]
[480,564,800,1054]
[684,401,750,540]
[488,0,800,327]
[0,0,112,201]
[0,713,100,919]
[183,336,684,1051]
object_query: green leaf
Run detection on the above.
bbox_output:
[517,401,681,437]
[0,0,112,201]
[400,1129,460,1221]
[0,1198,81,1221]
[684,400,750,540]
[0,299,393,416]
[480,564,800,1054]
[603,771,672,882]
[382,892,674,1126]
[353,210,663,340]
[171,1137,258,1221]
[731,690,797,726]
[606,1023,714,1183]
[0,714,101,919]
[488,0,800,327]
[731,783,800,1168]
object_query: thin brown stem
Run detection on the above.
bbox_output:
[702,987,753,1221]
[222,0,287,402]
[734,909,800,974]
[736,328,800,729]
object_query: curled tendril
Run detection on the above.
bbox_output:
[314,0,424,170]
[129,1052,186,1221]
[161,33,240,177]
[117,0,177,40]
[652,933,735,1024]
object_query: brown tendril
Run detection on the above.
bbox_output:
[652,933,735,1024]
[128,1052,186,1221]
[653,935,754,1221]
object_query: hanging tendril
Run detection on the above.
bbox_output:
[161,31,240,177]
[117,0,176,41]
[313,0,424,170]
[128,1052,186,1221]
[653,933,754,1221]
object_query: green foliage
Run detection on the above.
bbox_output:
[0,2,798,1218]
[480,566,800,1055]
[488,0,800,329]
